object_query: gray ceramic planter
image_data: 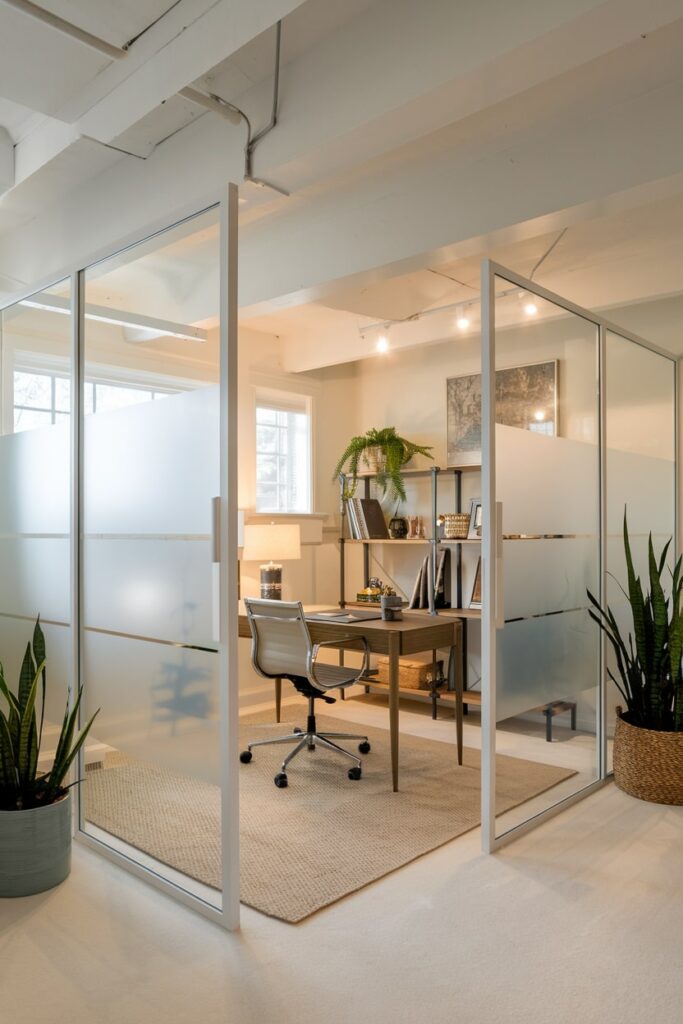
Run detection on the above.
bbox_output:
[0,791,72,897]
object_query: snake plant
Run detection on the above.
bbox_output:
[333,427,433,502]
[0,618,99,810]
[588,514,683,732]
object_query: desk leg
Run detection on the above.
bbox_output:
[452,635,463,766]
[388,632,399,792]
[275,678,282,724]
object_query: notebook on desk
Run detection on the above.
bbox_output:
[306,608,383,622]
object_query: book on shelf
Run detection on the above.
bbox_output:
[408,548,451,609]
[358,498,390,539]
[345,499,361,539]
[351,498,370,539]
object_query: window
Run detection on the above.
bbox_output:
[255,393,311,513]
[12,369,177,433]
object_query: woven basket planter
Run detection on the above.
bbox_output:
[613,707,683,805]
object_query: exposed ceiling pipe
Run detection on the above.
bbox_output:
[245,19,287,194]
[0,0,127,59]
[178,87,244,127]
[180,20,289,198]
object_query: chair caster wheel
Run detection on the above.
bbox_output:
[348,766,362,781]
[308,744,315,751]
[293,727,303,734]
[240,750,252,764]
[274,772,288,788]
[358,741,371,754]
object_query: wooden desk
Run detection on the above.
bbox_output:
[238,609,463,792]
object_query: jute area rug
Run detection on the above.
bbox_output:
[85,706,575,923]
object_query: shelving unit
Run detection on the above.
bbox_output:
[338,465,482,715]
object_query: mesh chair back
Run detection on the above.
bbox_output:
[245,598,313,682]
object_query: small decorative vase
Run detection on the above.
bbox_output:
[363,446,385,474]
[381,595,403,621]
[388,516,408,539]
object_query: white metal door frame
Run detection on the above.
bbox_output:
[480,258,678,853]
[0,185,241,929]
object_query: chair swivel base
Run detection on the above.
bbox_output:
[240,725,371,787]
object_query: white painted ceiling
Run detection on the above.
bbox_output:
[0,0,683,361]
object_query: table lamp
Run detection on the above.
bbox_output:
[241,522,301,599]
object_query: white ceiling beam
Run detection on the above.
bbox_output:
[0,127,13,195]
[0,0,126,59]
[243,0,683,189]
[238,73,683,319]
[76,0,305,144]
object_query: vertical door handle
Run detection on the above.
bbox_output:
[494,500,504,628]
[211,496,221,563]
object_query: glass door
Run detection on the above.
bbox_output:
[0,281,74,747]
[77,195,239,924]
[481,263,603,848]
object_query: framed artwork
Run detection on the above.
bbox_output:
[467,498,482,540]
[469,557,482,609]
[446,359,558,467]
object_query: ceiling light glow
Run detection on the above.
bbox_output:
[376,334,389,353]
[456,315,470,331]
[524,301,538,316]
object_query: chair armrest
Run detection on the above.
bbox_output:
[307,636,370,687]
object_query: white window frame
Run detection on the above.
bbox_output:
[254,386,313,515]
[9,351,200,432]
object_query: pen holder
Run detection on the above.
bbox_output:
[381,595,403,621]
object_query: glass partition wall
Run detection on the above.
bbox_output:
[0,281,73,732]
[481,262,677,848]
[0,191,239,927]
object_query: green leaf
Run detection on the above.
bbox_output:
[16,659,44,788]
[623,513,651,679]
[17,642,36,713]
[0,712,18,800]
[32,617,47,752]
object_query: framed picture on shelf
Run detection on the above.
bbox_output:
[446,359,558,467]
[469,557,482,609]
[467,498,482,540]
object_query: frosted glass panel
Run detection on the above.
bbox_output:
[605,334,676,766]
[0,281,72,721]
[493,277,600,839]
[80,207,224,909]
[84,386,219,537]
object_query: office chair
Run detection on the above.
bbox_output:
[241,598,372,788]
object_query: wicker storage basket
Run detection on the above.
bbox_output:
[441,513,470,539]
[613,706,683,805]
[374,656,443,690]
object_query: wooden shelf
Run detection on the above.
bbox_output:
[439,689,482,706]
[358,679,482,706]
[439,538,481,545]
[425,607,481,619]
[345,538,431,545]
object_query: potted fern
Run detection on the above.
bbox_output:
[333,427,433,502]
[588,516,683,804]
[0,618,99,896]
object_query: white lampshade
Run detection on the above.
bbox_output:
[241,523,301,563]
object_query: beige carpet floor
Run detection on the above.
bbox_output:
[85,707,575,923]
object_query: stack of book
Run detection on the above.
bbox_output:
[345,497,390,540]
[409,548,451,609]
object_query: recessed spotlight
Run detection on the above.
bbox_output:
[376,334,389,353]
[456,315,470,331]
[524,301,538,316]
[534,410,545,422]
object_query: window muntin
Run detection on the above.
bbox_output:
[12,369,179,432]
[255,397,311,513]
